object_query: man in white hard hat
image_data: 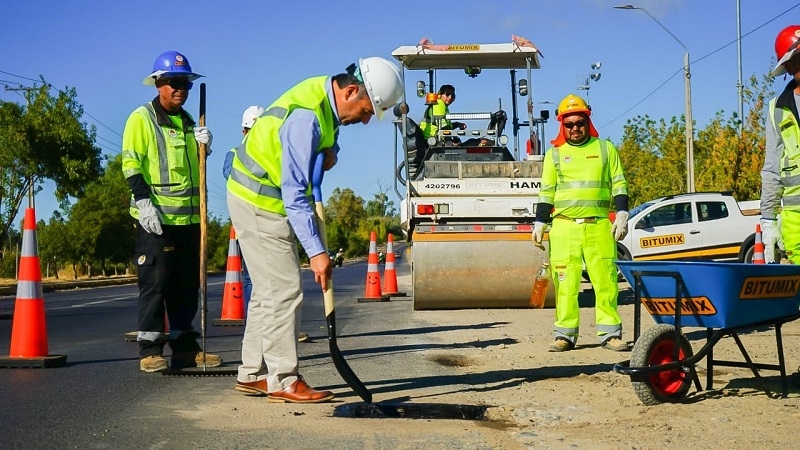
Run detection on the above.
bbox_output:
[228,56,403,402]
[223,106,313,343]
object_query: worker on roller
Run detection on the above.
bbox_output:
[419,84,466,139]
[532,94,630,353]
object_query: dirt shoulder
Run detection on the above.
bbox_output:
[415,284,800,449]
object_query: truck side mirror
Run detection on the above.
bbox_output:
[518,79,528,96]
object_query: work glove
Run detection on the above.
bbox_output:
[611,211,630,241]
[532,221,547,248]
[193,126,213,154]
[136,199,163,235]
[761,217,784,263]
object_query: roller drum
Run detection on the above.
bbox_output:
[411,234,555,309]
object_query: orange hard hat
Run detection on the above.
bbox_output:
[773,25,800,77]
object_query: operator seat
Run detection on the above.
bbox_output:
[393,103,428,179]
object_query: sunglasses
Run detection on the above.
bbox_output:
[160,78,193,90]
[441,92,455,97]
[564,120,587,129]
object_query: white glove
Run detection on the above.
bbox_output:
[194,126,213,154]
[532,221,547,247]
[611,211,630,241]
[136,199,163,235]
[761,218,781,263]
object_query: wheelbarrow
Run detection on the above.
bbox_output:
[613,260,800,405]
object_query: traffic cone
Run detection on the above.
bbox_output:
[213,227,245,326]
[382,234,406,299]
[358,231,387,302]
[0,208,66,368]
[753,223,766,264]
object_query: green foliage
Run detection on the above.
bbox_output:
[618,73,774,207]
[206,217,230,270]
[0,80,103,250]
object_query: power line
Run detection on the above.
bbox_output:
[0,69,39,84]
[602,2,800,129]
[0,68,124,140]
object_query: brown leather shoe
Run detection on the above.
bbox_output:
[268,376,334,403]
[235,379,268,396]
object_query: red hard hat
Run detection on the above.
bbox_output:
[773,25,800,77]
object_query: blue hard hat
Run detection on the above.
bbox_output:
[143,51,204,86]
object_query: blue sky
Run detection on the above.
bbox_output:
[1,0,798,225]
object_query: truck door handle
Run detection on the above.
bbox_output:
[690,230,700,234]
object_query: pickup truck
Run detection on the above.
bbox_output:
[616,191,763,264]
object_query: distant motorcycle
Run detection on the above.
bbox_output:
[333,250,344,268]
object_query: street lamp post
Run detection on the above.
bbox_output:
[614,4,695,193]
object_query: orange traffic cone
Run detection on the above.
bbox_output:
[213,227,245,326]
[753,223,766,264]
[382,234,406,299]
[358,231,387,302]
[0,208,66,368]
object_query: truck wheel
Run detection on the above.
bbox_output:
[630,324,694,406]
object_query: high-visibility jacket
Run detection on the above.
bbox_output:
[539,137,627,218]
[419,98,451,138]
[768,97,800,212]
[122,101,200,225]
[227,76,337,215]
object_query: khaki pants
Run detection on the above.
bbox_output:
[228,192,303,391]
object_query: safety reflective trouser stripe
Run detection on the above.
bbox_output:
[549,216,621,344]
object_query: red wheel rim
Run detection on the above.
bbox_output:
[647,339,687,395]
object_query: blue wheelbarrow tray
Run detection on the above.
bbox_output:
[616,260,800,329]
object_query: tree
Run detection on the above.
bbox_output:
[618,72,774,207]
[0,80,103,249]
[64,154,132,277]
[325,188,366,253]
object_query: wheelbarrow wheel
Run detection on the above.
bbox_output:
[630,323,694,406]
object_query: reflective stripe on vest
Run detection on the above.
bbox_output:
[550,139,613,215]
[128,103,200,224]
[227,77,336,214]
[769,99,800,209]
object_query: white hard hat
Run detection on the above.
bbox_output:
[241,105,265,128]
[358,57,404,120]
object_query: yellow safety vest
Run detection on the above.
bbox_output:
[769,97,800,211]
[227,76,337,215]
[419,98,451,139]
[121,102,200,225]
[539,138,628,218]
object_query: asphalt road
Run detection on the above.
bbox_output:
[0,245,500,449]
